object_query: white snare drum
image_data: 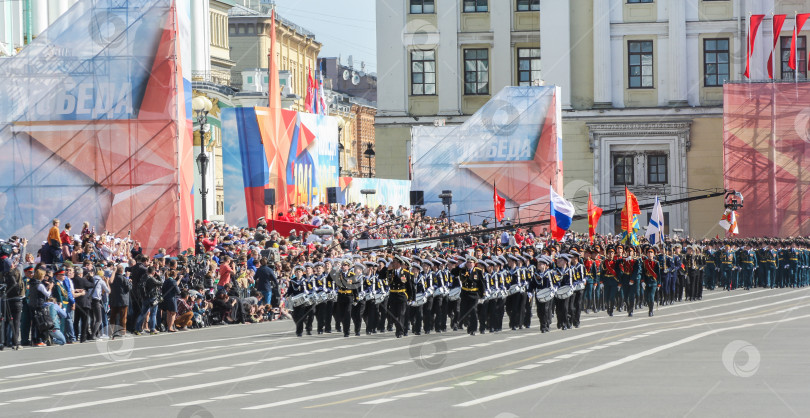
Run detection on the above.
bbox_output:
[535,288,555,303]
[290,293,309,307]
[555,285,574,300]
[409,292,428,307]
[574,281,585,291]
[447,287,461,301]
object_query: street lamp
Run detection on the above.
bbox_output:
[363,143,375,178]
[337,126,344,175]
[192,95,213,221]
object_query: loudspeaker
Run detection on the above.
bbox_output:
[264,189,276,206]
[326,187,338,204]
[410,190,424,206]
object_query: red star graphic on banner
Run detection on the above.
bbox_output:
[13,7,193,254]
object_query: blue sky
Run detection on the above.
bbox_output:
[270,0,377,73]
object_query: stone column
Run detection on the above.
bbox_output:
[32,0,49,37]
[593,0,613,108]
[668,0,688,106]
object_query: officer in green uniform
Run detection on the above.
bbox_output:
[740,241,758,290]
[641,246,660,317]
[720,243,736,291]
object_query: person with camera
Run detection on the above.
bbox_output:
[28,267,53,346]
[109,265,130,338]
[159,269,181,332]
[71,266,94,342]
[3,268,25,350]
[134,266,163,335]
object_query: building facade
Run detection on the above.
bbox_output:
[319,57,378,103]
[544,0,807,238]
[227,2,321,112]
[377,0,808,237]
[375,0,541,180]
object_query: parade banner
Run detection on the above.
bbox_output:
[723,82,810,237]
[222,108,339,227]
[0,0,194,255]
[338,177,412,209]
[411,86,563,224]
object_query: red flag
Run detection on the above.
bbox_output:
[768,15,787,79]
[268,10,281,109]
[304,69,315,112]
[587,192,602,244]
[494,183,506,222]
[745,14,765,79]
[621,186,640,232]
[790,13,810,70]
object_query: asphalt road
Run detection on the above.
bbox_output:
[2,287,810,418]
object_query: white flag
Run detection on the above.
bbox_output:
[645,196,665,245]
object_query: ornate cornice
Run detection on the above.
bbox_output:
[587,121,692,151]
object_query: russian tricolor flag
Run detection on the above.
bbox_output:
[550,188,575,241]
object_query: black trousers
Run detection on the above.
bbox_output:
[5,300,23,346]
[364,301,378,333]
[351,300,366,334]
[91,299,104,338]
[292,305,307,336]
[536,299,553,331]
[523,294,533,328]
[423,296,434,332]
[74,305,91,342]
[570,290,583,326]
[377,297,389,332]
[554,297,570,328]
[459,293,479,334]
[507,293,524,329]
[477,300,489,332]
[427,295,444,332]
[446,298,460,330]
[336,294,353,336]
[407,303,423,333]
[388,293,408,336]
[316,302,331,332]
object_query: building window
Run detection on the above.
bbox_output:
[464,0,488,13]
[627,0,653,3]
[517,0,540,11]
[517,48,541,86]
[781,36,807,79]
[647,154,668,184]
[464,49,489,95]
[628,40,654,88]
[411,50,436,95]
[612,154,635,186]
[704,38,730,87]
[410,0,434,14]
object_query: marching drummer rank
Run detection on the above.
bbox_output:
[283,239,810,338]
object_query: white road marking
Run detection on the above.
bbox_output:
[589,345,609,350]
[83,362,115,367]
[476,375,498,381]
[360,398,396,405]
[287,352,310,357]
[456,381,477,386]
[260,357,287,362]
[237,294,810,411]
[390,360,412,365]
[58,389,95,396]
[395,392,425,398]
[233,361,262,367]
[454,313,810,407]
[311,348,331,353]
[310,376,340,382]
[573,349,593,355]
[336,371,365,377]
[454,347,473,351]
[278,382,310,388]
[472,343,493,347]
[555,354,577,359]
[140,378,172,383]
[98,383,135,389]
[50,367,83,373]
[172,400,216,407]
[363,365,392,371]
[424,387,453,392]
[9,373,44,379]
[604,341,623,346]
[204,367,234,372]
[247,388,279,394]
[9,396,49,402]
[498,370,520,375]
[538,359,560,364]
[171,373,201,378]
[212,394,249,400]
[517,364,542,370]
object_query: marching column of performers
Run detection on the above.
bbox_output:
[285,238,810,337]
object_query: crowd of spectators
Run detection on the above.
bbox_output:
[0,201,711,350]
